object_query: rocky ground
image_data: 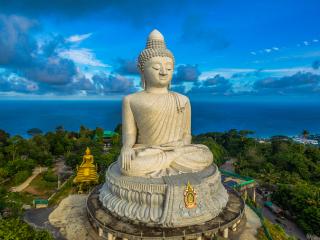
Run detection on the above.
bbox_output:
[239,206,261,240]
[48,194,261,240]
[49,194,99,240]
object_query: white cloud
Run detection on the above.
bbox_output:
[272,47,279,51]
[59,48,109,67]
[313,39,319,43]
[200,67,317,80]
[303,41,309,46]
[250,51,257,55]
[264,48,272,53]
[200,68,255,79]
[66,33,92,43]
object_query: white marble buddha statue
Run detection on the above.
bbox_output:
[119,29,213,178]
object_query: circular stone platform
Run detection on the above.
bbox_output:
[87,185,245,239]
[99,162,230,228]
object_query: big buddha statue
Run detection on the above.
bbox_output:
[99,30,229,228]
[120,30,213,178]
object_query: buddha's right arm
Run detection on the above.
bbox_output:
[122,96,137,148]
[121,96,137,170]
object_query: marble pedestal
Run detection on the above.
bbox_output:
[87,185,245,240]
[99,162,229,228]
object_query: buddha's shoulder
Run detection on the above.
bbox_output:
[170,91,190,104]
[122,91,146,104]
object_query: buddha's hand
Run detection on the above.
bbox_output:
[121,146,135,171]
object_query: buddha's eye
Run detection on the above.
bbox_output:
[166,64,173,71]
[152,64,161,70]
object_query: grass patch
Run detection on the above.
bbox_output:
[6,192,34,206]
[25,171,57,198]
[257,219,296,240]
[48,176,75,206]
[13,170,32,185]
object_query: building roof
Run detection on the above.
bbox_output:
[33,199,48,204]
[220,169,255,189]
[103,130,118,138]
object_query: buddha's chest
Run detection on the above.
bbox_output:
[131,95,177,125]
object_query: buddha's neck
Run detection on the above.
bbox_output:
[145,87,168,94]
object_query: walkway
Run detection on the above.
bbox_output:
[24,207,65,240]
[11,167,48,192]
[220,158,236,172]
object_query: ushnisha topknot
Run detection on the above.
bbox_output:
[137,29,175,72]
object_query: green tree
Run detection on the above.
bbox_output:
[0,218,53,240]
[27,128,43,137]
[302,129,309,139]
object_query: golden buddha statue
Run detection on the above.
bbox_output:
[73,147,99,185]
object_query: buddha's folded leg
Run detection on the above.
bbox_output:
[170,144,213,172]
[120,148,179,177]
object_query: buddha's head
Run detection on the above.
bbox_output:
[85,147,91,155]
[138,30,175,89]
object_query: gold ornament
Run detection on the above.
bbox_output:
[184,181,197,209]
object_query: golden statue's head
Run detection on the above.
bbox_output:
[85,147,91,155]
[137,29,175,90]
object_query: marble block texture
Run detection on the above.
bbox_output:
[99,162,228,228]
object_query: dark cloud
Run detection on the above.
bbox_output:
[0,0,184,26]
[0,0,107,16]
[312,60,320,70]
[172,64,201,83]
[254,72,319,89]
[0,14,78,93]
[92,73,137,94]
[188,74,233,95]
[180,16,230,51]
[24,58,76,85]
[0,72,39,93]
[231,69,263,79]
[0,13,140,96]
[0,15,39,68]
[254,72,320,95]
[114,58,139,75]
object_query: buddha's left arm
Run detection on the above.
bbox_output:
[183,100,192,145]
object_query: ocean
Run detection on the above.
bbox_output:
[1,100,320,138]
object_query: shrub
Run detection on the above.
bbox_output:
[43,170,58,182]
[13,170,31,185]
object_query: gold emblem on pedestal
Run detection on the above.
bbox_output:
[184,181,197,209]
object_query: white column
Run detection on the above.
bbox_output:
[196,236,202,240]
[232,223,237,231]
[223,228,229,238]
[122,238,128,240]
[244,189,248,200]
[98,227,103,237]
[252,187,256,202]
[107,232,113,240]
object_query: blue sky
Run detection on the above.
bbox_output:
[0,0,320,100]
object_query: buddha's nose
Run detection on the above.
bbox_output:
[159,65,168,75]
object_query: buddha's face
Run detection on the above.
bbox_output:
[142,56,173,89]
[85,148,91,155]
